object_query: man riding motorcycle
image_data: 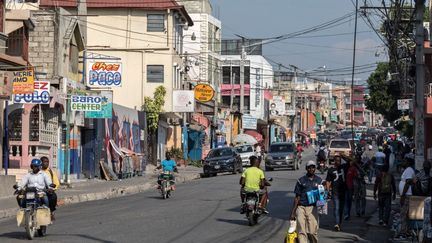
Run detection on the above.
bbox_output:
[240,156,271,214]
[156,153,178,189]
[16,159,53,208]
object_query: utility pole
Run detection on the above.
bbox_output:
[292,67,297,143]
[415,0,426,169]
[350,0,359,148]
[240,43,245,134]
[182,55,189,160]
[230,70,235,144]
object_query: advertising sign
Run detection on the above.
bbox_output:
[85,91,113,118]
[0,71,13,100]
[194,84,214,102]
[242,114,257,130]
[173,90,194,112]
[397,99,412,110]
[87,61,122,87]
[270,96,285,116]
[14,81,50,104]
[13,69,34,94]
[71,95,102,111]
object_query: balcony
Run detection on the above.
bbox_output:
[352,94,364,101]
[220,84,251,96]
[6,27,28,61]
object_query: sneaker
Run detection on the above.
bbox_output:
[334,224,341,232]
[262,209,269,214]
[379,220,383,225]
[50,213,55,221]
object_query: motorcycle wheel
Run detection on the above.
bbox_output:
[253,214,259,225]
[25,211,35,240]
[162,182,168,199]
[37,226,47,237]
[247,212,255,226]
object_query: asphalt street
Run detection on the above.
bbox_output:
[0,149,389,243]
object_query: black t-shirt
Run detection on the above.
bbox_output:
[326,164,348,196]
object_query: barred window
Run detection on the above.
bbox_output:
[147,14,165,32]
[147,65,164,83]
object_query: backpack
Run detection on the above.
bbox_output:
[317,149,326,160]
[380,173,392,194]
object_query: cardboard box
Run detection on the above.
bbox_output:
[408,196,427,220]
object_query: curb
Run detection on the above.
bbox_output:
[0,172,201,220]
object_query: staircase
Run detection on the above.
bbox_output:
[0,169,29,182]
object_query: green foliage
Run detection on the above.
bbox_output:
[365,62,401,122]
[187,159,203,168]
[167,147,183,160]
[142,86,166,131]
[395,120,414,138]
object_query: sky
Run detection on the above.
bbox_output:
[209,0,389,84]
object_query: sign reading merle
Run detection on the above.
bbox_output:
[13,69,34,94]
[87,61,122,87]
[14,81,50,104]
[71,95,102,111]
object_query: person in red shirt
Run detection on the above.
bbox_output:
[344,158,358,220]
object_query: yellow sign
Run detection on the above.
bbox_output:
[194,84,214,102]
[13,69,34,94]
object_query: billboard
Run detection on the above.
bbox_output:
[0,71,13,100]
[87,61,122,87]
[85,91,113,118]
[242,114,257,130]
[14,81,50,104]
[270,96,285,116]
[13,69,34,94]
[397,99,412,111]
[173,90,195,112]
[71,95,102,111]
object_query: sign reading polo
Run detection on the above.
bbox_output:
[194,84,214,102]
[87,61,122,87]
[71,95,102,111]
[14,81,50,104]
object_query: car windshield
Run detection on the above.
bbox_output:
[270,144,294,153]
[207,148,233,158]
[236,145,253,153]
[330,140,350,149]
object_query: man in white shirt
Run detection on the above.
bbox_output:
[398,158,416,239]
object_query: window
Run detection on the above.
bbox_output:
[270,144,294,153]
[147,65,164,83]
[147,14,165,32]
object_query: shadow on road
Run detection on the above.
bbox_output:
[0,232,116,243]
[215,218,248,226]
[0,231,27,240]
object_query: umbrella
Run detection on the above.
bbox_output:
[233,134,258,145]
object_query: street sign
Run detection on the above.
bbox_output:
[173,90,195,112]
[71,95,102,111]
[242,114,257,130]
[270,96,285,116]
[14,81,50,104]
[87,61,122,87]
[194,84,214,102]
[397,99,412,110]
[85,91,113,118]
[13,69,34,94]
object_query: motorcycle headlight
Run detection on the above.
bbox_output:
[26,192,35,200]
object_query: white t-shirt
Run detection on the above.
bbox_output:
[399,167,415,196]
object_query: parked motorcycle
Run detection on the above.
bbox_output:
[243,178,272,226]
[159,171,175,199]
[14,185,52,240]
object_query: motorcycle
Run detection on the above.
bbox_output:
[159,171,175,199]
[14,185,52,240]
[243,178,272,226]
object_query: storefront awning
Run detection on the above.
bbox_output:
[120,147,143,156]
[244,130,263,143]
[109,139,123,157]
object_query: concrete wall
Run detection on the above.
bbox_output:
[180,0,212,15]
[0,175,16,198]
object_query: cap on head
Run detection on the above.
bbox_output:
[368,145,373,150]
[30,159,42,167]
[306,160,316,167]
[378,146,383,151]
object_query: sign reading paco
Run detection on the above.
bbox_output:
[71,95,102,111]
[194,84,214,102]
[14,81,50,104]
[87,61,122,87]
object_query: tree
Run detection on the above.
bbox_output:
[142,86,166,164]
[365,62,401,122]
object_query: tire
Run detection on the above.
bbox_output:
[162,182,168,199]
[253,214,259,225]
[25,210,35,240]
[37,226,47,237]
[265,166,273,171]
[247,212,255,226]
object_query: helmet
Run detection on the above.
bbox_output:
[368,145,373,150]
[30,159,42,167]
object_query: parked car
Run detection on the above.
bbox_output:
[328,139,352,163]
[203,147,243,177]
[265,142,299,171]
[235,144,256,167]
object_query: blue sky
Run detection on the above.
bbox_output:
[210,0,388,82]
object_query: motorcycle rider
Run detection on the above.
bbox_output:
[156,152,177,189]
[240,156,270,214]
[41,156,59,221]
[316,141,328,170]
[16,159,53,208]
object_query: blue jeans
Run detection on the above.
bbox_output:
[333,194,345,225]
[19,195,49,208]
[344,190,353,218]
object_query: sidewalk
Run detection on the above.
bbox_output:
[0,165,202,219]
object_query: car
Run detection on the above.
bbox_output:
[203,147,243,177]
[265,142,299,171]
[317,132,329,145]
[328,139,352,163]
[235,144,256,167]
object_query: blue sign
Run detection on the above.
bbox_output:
[14,81,50,104]
[85,91,113,119]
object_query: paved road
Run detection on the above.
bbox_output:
[0,149,388,243]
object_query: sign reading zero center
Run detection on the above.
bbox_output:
[71,95,102,111]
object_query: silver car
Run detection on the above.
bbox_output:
[265,142,299,171]
[235,144,257,167]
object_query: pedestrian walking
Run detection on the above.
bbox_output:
[326,154,348,231]
[290,160,324,243]
[397,158,415,239]
[362,145,375,184]
[372,146,386,179]
[344,158,357,220]
[353,162,367,217]
[373,164,396,226]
